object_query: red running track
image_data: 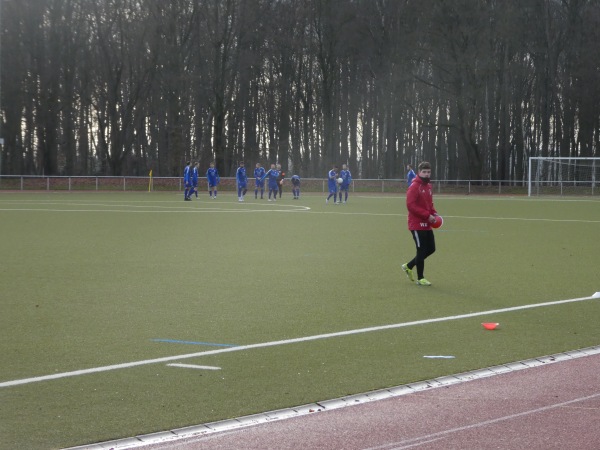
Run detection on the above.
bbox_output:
[80,350,600,450]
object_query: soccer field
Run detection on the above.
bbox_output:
[1,192,599,449]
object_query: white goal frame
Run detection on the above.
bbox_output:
[528,157,599,196]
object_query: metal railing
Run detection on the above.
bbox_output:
[2,175,594,196]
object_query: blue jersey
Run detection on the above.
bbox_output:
[254,167,265,187]
[328,169,338,193]
[191,166,199,185]
[236,166,247,187]
[339,169,352,189]
[407,169,416,187]
[183,165,191,185]
[263,169,280,189]
[291,175,300,186]
[206,167,219,186]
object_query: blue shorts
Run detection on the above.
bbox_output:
[255,179,264,188]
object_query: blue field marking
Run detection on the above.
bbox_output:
[152,338,238,347]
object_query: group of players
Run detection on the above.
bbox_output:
[182,161,304,202]
[183,161,352,203]
[326,164,353,204]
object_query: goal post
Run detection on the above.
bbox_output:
[528,157,599,196]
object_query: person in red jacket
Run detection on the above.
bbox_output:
[402,161,438,286]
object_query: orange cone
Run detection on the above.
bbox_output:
[482,322,499,330]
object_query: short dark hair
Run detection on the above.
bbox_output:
[418,161,431,171]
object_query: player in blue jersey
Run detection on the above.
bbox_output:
[254,163,265,199]
[183,161,192,201]
[206,162,220,199]
[261,163,280,201]
[236,161,248,202]
[406,164,416,187]
[326,164,339,204]
[291,174,301,199]
[338,164,352,204]
[191,162,199,198]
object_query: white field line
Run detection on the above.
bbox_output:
[0,208,311,213]
[1,294,598,389]
[309,211,600,223]
[0,199,310,212]
[167,364,221,371]
[2,200,599,222]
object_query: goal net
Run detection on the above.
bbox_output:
[528,157,599,196]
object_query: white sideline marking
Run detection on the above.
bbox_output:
[167,364,221,371]
[3,201,599,222]
[1,294,598,389]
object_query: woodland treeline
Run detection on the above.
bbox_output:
[1,0,599,180]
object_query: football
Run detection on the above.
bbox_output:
[337,177,343,184]
[431,215,443,229]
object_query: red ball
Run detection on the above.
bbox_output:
[431,215,443,229]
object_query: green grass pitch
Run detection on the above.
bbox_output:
[0,192,599,449]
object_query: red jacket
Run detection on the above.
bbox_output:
[406,176,437,230]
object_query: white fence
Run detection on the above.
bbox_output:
[0,175,543,195]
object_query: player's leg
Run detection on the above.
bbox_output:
[412,230,434,284]
[407,230,425,278]
[423,231,436,259]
